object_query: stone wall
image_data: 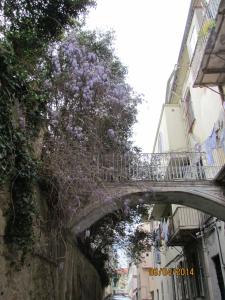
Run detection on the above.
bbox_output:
[0,187,103,300]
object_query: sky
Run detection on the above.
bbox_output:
[85,0,191,153]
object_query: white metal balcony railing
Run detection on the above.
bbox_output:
[95,151,223,182]
[191,0,221,82]
[171,207,208,236]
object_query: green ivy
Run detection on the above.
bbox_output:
[0,0,96,262]
[198,19,216,39]
[0,40,44,260]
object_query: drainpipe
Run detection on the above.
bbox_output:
[199,226,214,300]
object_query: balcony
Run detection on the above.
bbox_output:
[168,207,209,246]
[97,151,222,182]
[192,0,225,87]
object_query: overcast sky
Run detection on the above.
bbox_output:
[85,0,191,153]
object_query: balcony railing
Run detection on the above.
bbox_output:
[191,0,221,83]
[95,151,223,182]
[172,207,206,231]
[168,207,209,245]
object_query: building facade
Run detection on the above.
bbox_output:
[150,1,225,300]
[127,223,162,300]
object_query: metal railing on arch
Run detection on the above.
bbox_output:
[95,152,222,182]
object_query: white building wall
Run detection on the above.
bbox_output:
[182,72,223,145]
[128,264,138,300]
[137,267,151,300]
[154,104,187,153]
[191,86,222,142]
[164,105,187,151]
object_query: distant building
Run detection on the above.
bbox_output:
[128,263,138,300]
[128,223,163,300]
[113,268,129,295]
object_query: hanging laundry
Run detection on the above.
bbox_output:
[161,219,169,243]
[203,138,214,165]
[220,129,225,153]
[164,219,169,242]
[209,127,217,149]
[154,225,162,248]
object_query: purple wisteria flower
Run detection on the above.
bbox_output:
[46,32,143,149]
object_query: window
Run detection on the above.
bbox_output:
[183,89,195,133]
[188,26,198,58]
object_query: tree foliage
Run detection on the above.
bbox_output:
[77,204,151,287]
[1,0,95,58]
[41,29,143,227]
[126,227,153,262]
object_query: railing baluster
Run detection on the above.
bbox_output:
[174,153,178,179]
[169,153,173,181]
[96,150,223,182]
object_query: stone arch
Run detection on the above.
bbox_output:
[71,180,225,235]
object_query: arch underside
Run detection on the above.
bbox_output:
[71,180,225,235]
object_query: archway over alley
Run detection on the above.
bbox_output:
[71,179,225,235]
[70,151,225,234]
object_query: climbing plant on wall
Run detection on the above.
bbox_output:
[0,1,144,284]
[0,0,95,260]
